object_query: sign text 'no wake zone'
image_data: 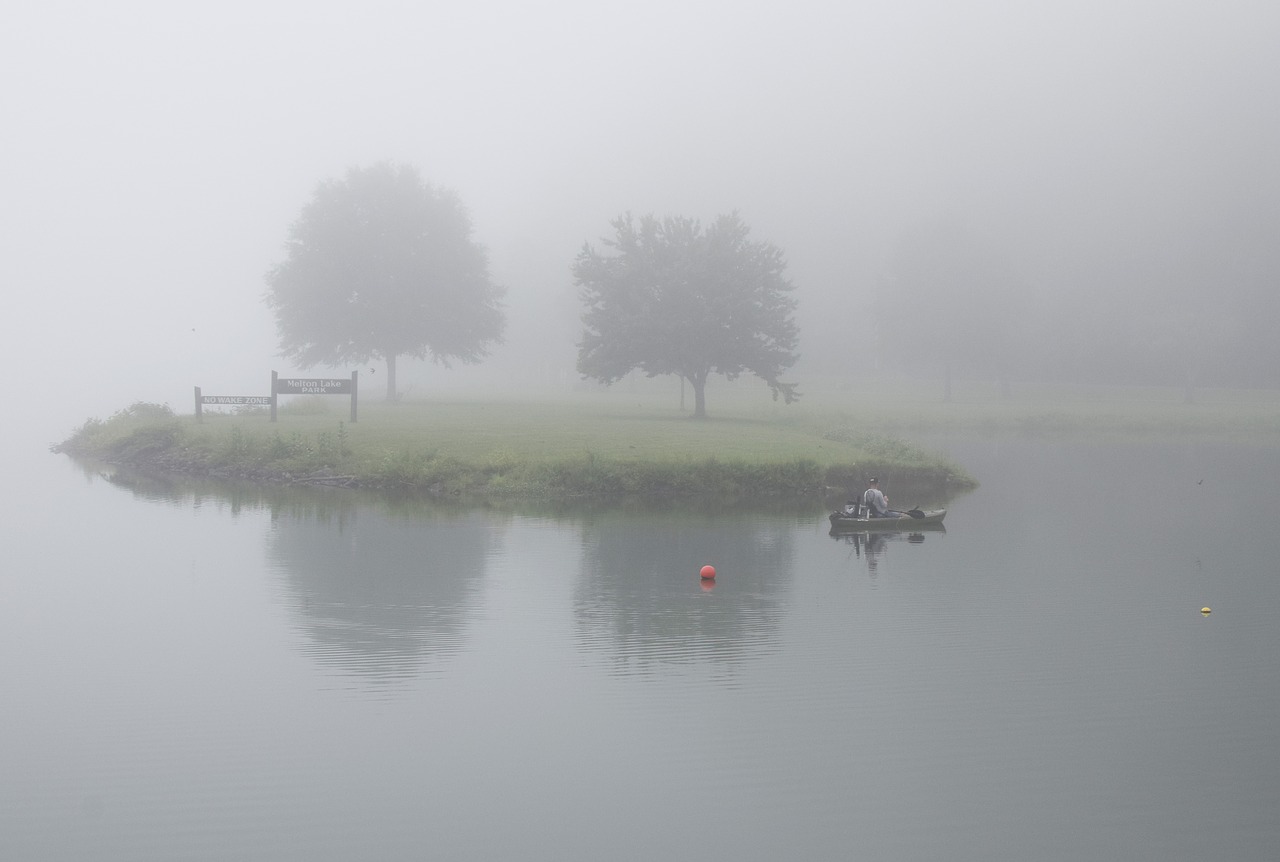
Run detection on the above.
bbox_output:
[200,395,273,405]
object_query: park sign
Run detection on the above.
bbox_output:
[201,395,272,405]
[194,370,359,422]
[194,387,273,422]
[273,370,358,422]
[274,377,352,394]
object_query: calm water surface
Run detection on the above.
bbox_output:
[2,437,1277,861]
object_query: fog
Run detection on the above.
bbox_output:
[5,0,1278,443]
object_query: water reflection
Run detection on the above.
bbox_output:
[573,511,797,672]
[36,442,1280,860]
[93,466,495,685]
[830,525,946,577]
[267,506,494,685]
[92,464,322,519]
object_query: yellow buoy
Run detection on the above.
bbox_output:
[1201,607,1212,615]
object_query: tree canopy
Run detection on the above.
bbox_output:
[265,162,504,400]
[575,212,799,418]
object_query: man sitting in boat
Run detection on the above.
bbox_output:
[863,477,900,518]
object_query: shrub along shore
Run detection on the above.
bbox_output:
[51,397,976,503]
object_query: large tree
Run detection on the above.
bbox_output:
[575,213,800,418]
[265,162,504,400]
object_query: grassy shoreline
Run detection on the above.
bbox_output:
[51,397,975,503]
[51,383,1280,503]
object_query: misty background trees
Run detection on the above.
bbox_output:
[861,203,1280,401]
[14,2,1280,440]
[874,220,1030,400]
[261,157,1280,411]
[264,163,504,401]
[575,213,800,418]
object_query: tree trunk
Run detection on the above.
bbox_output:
[691,374,707,419]
[385,353,397,401]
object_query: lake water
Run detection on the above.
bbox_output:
[3,436,1278,861]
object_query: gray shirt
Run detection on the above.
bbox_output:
[864,487,889,515]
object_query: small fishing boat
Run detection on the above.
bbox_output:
[828,505,947,531]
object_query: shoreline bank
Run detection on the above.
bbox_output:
[51,401,976,504]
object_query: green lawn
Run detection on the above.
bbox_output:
[53,378,1280,500]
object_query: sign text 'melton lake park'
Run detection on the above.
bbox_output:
[195,371,359,422]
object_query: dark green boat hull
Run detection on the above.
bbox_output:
[828,508,947,532]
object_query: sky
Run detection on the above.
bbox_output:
[4,0,1277,443]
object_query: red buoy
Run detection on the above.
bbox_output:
[699,565,716,580]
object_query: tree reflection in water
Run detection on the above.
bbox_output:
[268,504,494,684]
[573,511,797,673]
[88,469,494,682]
